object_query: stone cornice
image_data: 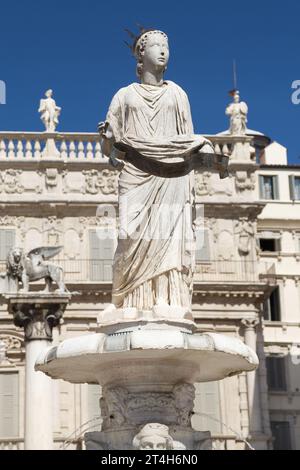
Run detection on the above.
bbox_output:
[202,202,266,219]
[193,283,275,302]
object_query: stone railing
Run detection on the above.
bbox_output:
[54,437,84,450]
[206,135,237,157]
[0,132,107,162]
[195,259,259,283]
[0,437,84,450]
[259,261,276,284]
[212,435,250,450]
[0,259,274,286]
[0,132,253,163]
[0,438,24,450]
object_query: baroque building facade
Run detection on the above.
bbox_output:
[0,105,299,450]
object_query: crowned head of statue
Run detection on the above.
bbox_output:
[127,28,170,80]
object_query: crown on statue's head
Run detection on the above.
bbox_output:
[124,25,168,58]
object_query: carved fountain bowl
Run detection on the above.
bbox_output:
[35,323,258,386]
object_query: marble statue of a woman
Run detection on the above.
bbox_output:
[99,29,215,314]
[226,90,248,135]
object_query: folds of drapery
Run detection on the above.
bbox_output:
[105,81,211,309]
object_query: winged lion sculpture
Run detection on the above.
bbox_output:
[0,246,66,294]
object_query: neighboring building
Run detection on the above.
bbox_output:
[0,97,299,450]
[256,142,300,451]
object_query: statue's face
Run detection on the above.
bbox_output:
[12,249,22,263]
[234,93,240,103]
[142,33,169,72]
[140,435,168,450]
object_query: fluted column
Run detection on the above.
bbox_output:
[241,317,263,442]
[6,293,70,450]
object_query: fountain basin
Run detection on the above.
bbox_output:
[35,323,258,385]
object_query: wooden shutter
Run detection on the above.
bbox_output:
[0,372,19,438]
[0,230,15,260]
[262,299,271,320]
[295,177,300,200]
[269,286,281,321]
[89,230,114,281]
[193,381,221,433]
[259,175,265,199]
[275,238,281,251]
[273,176,279,199]
[289,175,295,201]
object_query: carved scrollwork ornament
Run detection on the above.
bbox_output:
[12,304,64,341]
[241,317,260,331]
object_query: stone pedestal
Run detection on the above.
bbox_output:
[42,134,60,159]
[84,382,212,450]
[36,312,258,450]
[6,293,71,450]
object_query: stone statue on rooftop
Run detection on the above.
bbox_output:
[38,89,61,132]
[226,90,248,135]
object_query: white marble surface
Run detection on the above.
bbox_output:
[35,323,258,385]
[226,90,248,135]
[38,89,61,132]
[100,30,215,313]
[25,339,54,450]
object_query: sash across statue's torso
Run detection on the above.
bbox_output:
[111,142,229,179]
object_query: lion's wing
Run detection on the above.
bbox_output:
[27,246,63,260]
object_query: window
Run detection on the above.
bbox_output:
[259,175,279,200]
[266,357,287,392]
[0,372,19,438]
[193,381,221,433]
[0,229,15,261]
[89,230,115,282]
[263,286,281,321]
[259,238,281,252]
[289,175,300,201]
[270,421,292,450]
[195,229,210,262]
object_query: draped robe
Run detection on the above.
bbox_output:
[105,80,211,310]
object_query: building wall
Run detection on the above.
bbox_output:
[257,166,300,449]
[0,132,298,450]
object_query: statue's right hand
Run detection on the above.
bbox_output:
[97,121,106,135]
[98,121,113,139]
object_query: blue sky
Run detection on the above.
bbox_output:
[0,0,299,163]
